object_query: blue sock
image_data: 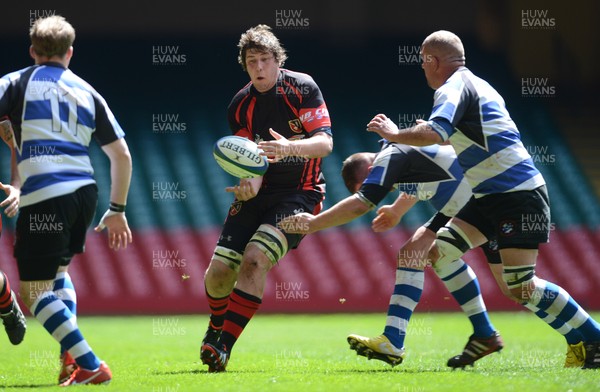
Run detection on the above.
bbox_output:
[32,292,101,371]
[383,268,424,349]
[54,272,77,355]
[523,302,584,344]
[529,279,600,341]
[54,271,76,315]
[435,258,495,337]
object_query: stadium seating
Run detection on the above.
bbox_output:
[1,35,599,314]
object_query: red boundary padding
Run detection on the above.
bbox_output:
[0,227,598,314]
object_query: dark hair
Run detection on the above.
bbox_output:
[237,24,287,71]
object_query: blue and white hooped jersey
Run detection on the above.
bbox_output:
[427,67,545,197]
[0,63,124,206]
[357,143,472,217]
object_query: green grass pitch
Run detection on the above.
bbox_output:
[0,312,598,391]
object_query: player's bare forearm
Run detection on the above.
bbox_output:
[283,194,371,234]
[372,194,418,232]
[96,138,132,249]
[101,138,132,205]
[313,195,370,230]
[259,129,332,161]
[390,192,418,214]
[367,114,442,146]
[290,132,332,158]
[394,123,442,146]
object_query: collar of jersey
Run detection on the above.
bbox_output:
[38,61,67,70]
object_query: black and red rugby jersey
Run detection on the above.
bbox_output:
[227,69,332,195]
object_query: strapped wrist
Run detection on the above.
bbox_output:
[109,201,126,213]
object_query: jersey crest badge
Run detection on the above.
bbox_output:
[288,119,303,133]
[229,201,242,216]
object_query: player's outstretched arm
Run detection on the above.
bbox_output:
[367,114,443,146]
[281,194,371,234]
[259,129,332,163]
[94,138,133,250]
[372,193,418,232]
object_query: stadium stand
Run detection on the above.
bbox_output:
[1,35,599,314]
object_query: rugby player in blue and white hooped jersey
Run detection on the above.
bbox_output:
[284,142,502,368]
[286,140,588,368]
[341,142,588,368]
[367,30,600,369]
[0,16,133,385]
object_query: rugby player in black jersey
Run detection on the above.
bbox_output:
[200,25,333,372]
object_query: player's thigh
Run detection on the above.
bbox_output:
[219,197,265,249]
[476,185,550,252]
[480,237,501,265]
[453,196,494,247]
[14,195,79,282]
[499,248,539,267]
[68,184,98,256]
[213,196,264,272]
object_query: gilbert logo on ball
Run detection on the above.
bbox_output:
[213,136,269,178]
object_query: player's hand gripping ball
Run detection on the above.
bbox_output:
[213,136,269,178]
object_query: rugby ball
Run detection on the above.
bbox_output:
[213,136,268,178]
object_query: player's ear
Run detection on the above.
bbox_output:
[29,45,36,60]
[433,55,441,70]
[65,46,74,64]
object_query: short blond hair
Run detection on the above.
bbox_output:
[237,25,287,71]
[422,30,465,62]
[30,15,75,58]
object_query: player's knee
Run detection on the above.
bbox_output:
[427,243,440,266]
[18,280,52,309]
[247,224,289,265]
[496,281,519,301]
[18,284,33,309]
[502,264,537,302]
[240,245,273,275]
[205,247,241,295]
[210,246,243,273]
[205,261,236,283]
[432,225,472,272]
[507,285,529,301]
[397,245,429,270]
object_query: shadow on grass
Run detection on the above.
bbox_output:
[332,367,448,374]
[154,368,282,375]
[154,366,453,376]
[154,368,206,375]
[0,383,57,389]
